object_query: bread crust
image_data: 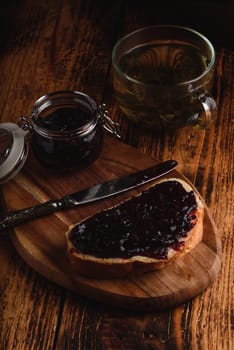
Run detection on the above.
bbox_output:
[66,178,204,279]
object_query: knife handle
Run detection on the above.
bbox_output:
[0,195,76,233]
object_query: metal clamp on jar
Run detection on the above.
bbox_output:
[0,91,121,184]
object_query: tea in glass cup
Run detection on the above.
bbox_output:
[112,25,216,131]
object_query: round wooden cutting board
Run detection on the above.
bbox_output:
[2,136,222,311]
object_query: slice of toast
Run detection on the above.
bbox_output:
[66,178,204,279]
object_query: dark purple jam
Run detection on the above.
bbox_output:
[35,107,92,132]
[31,106,103,171]
[70,180,198,259]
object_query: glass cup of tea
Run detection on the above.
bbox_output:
[112,25,216,131]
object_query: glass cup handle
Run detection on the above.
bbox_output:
[198,92,217,127]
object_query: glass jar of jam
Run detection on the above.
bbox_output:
[0,90,120,182]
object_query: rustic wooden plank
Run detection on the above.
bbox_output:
[97,2,233,350]
[0,0,233,349]
[0,235,62,350]
[0,0,124,349]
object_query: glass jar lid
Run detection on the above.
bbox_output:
[0,122,29,184]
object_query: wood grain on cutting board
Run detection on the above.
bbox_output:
[2,136,221,311]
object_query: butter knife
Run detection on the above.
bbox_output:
[0,159,177,232]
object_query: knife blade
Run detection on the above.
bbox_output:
[0,159,177,233]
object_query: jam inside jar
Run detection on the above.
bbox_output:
[29,91,106,172]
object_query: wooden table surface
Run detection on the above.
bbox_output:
[0,1,233,349]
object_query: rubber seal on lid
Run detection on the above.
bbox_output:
[0,123,29,184]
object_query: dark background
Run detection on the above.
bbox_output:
[0,0,233,52]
